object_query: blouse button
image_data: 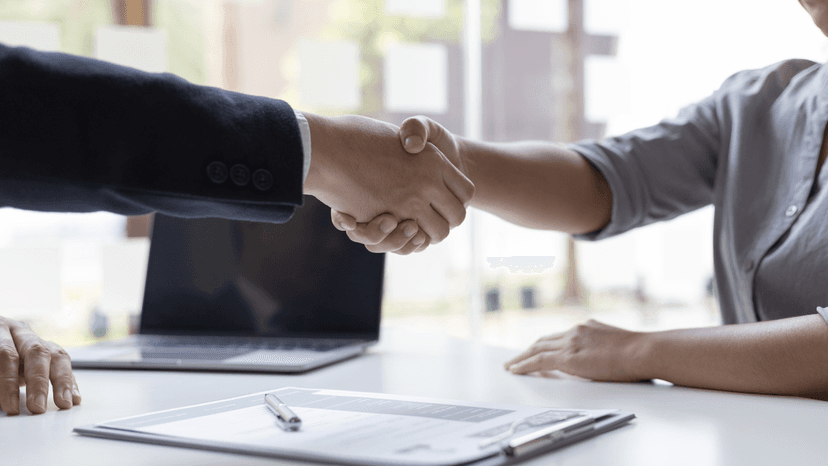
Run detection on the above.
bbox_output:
[785,205,798,217]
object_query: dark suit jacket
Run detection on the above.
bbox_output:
[0,43,305,223]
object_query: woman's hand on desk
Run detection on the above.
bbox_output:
[504,315,828,400]
[504,319,648,382]
[0,316,81,415]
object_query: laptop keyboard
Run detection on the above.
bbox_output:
[137,335,356,353]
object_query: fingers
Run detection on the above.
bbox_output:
[342,214,400,247]
[402,117,475,205]
[509,351,558,375]
[72,374,82,406]
[429,183,468,228]
[390,230,430,255]
[47,342,75,409]
[331,209,356,232]
[438,150,475,208]
[360,220,420,254]
[336,210,433,254]
[504,340,564,369]
[12,325,52,414]
[415,207,451,245]
[0,322,20,415]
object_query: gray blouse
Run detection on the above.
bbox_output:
[569,59,828,325]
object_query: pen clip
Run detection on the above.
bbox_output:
[502,415,595,457]
[265,394,302,431]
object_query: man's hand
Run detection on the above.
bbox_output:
[303,114,473,245]
[329,116,467,253]
[0,317,81,415]
[503,320,648,382]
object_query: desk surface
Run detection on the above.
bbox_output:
[3,326,827,465]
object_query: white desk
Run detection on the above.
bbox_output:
[4,326,828,465]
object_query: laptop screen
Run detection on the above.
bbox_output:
[139,196,385,340]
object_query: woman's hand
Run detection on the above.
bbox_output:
[0,316,81,415]
[504,319,649,382]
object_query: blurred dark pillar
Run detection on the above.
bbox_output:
[112,0,154,238]
[557,0,617,305]
[111,0,152,27]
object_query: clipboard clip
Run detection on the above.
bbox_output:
[478,413,596,457]
[502,415,596,457]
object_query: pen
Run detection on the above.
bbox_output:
[503,415,595,456]
[265,394,302,431]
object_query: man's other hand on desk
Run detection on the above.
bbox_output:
[0,316,81,415]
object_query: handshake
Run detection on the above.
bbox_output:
[302,114,471,255]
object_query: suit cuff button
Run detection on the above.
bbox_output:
[207,161,228,183]
[230,164,251,186]
[252,169,274,191]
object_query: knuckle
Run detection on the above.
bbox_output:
[29,375,50,388]
[0,344,20,366]
[54,374,74,387]
[23,342,51,359]
[454,208,467,226]
[465,184,476,202]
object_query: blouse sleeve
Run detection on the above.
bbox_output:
[568,93,722,241]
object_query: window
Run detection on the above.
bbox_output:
[1,0,825,349]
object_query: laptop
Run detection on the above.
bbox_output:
[68,196,385,373]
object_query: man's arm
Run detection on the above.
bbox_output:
[505,314,828,400]
[0,43,305,222]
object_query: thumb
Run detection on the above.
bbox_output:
[331,209,357,231]
[399,116,433,154]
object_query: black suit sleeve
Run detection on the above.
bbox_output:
[0,44,305,223]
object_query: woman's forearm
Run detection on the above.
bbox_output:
[457,138,612,234]
[637,315,828,399]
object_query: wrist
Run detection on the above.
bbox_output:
[455,136,477,186]
[624,330,661,381]
[302,112,336,197]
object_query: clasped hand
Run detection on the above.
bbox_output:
[328,116,466,254]
[303,115,472,251]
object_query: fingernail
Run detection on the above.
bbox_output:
[380,219,396,234]
[342,222,355,231]
[412,236,425,246]
[34,393,46,411]
[8,393,20,414]
[403,225,416,238]
[63,389,73,406]
[404,136,422,148]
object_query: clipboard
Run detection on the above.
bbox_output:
[74,387,635,466]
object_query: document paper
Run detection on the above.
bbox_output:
[90,387,616,466]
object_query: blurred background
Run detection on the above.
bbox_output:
[0,0,826,350]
